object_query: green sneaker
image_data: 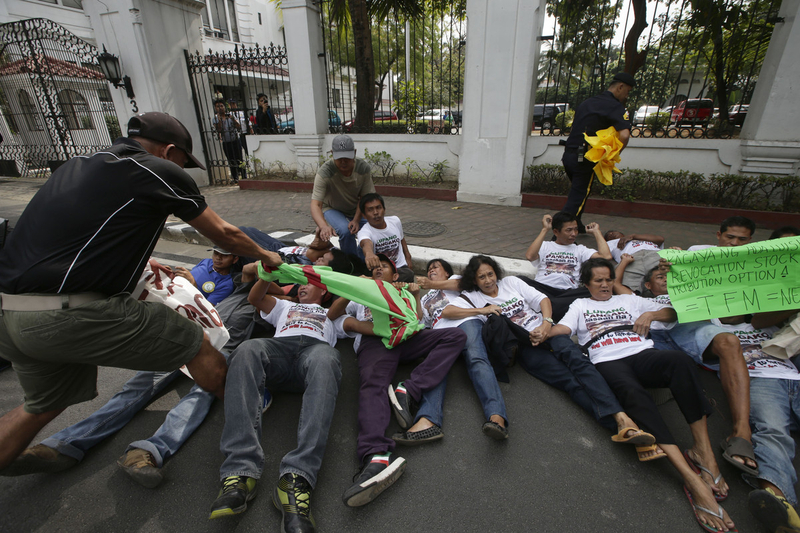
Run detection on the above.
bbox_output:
[272,473,316,532]
[209,475,257,519]
[749,487,800,533]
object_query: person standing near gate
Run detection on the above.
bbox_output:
[561,72,634,232]
[228,99,252,158]
[214,99,247,184]
[255,93,278,134]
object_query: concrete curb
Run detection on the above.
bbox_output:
[160,223,536,278]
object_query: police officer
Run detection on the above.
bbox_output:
[562,72,634,232]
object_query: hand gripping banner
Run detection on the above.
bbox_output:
[258,263,424,348]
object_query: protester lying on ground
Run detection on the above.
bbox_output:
[687,216,756,251]
[173,246,240,305]
[446,254,653,450]
[713,315,800,533]
[770,226,800,240]
[209,278,345,533]
[615,257,757,478]
[0,111,282,472]
[549,258,736,532]
[521,211,612,321]
[603,228,665,292]
[357,192,414,282]
[411,258,509,440]
[310,134,375,259]
[327,254,465,507]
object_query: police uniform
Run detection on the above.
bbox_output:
[562,75,633,223]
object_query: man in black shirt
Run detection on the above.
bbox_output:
[0,112,282,472]
[562,72,634,231]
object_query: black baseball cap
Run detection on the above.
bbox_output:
[127,112,206,170]
[612,72,636,88]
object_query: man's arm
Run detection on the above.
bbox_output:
[618,128,630,149]
[348,204,364,235]
[360,238,380,270]
[525,214,552,262]
[310,199,336,241]
[633,307,677,337]
[327,295,351,320]
[588,223,613,260]
[751,309,799,329]
[614,254,635,295]
[247,279,278,315]
[241,262,258,283]
[416,277,460,291]
[622,233,665,247]
[400,238,412,270]
[394,282,423,319]
[187,208,282,266]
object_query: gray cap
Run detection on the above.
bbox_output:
[210,246,233,255]
[612,72,636,88]
[331,134,355,160]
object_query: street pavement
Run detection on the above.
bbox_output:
[0,177,792,533]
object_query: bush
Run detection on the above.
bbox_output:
[644,112,670,130]
[554,109,575,130]
[524,164,800,212]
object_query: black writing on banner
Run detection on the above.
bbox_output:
[658,236,800,323]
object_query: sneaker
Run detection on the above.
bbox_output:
[272,473,316,533]
[482,421,509,440]
[392,425,444,446]
[209,476,257,519]
[117,448,163,488]
[0,444,78,476]
[342,452,407,508]
[262,388,273,414]
[749,487,800,533]
[388,382,417,430]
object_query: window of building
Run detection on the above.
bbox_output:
[226,0,239,41]
[203,0,239,41]
[57,89,93,130]
[18,90,43,131]
[34,0,83,8]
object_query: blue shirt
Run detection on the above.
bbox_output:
[190,258,235,305]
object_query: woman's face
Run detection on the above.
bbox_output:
[586,266,614,301]
[475,263,498,295]
[427,261,448,281]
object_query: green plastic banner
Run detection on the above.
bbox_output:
[257,263,424,348]
[658,236,800,323]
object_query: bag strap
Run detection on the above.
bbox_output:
[458,293,476,308]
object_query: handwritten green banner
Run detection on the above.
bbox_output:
[658,236,800,323]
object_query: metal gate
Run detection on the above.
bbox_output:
[185,44,291,186]
[0,18,121,178]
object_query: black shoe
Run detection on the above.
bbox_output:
[749,487,800,533]
[576,218,586,234]
[482,421,509,440]
[0,444,78,476]
[117,448,163,488]
[388,382,417,430]
[209,476,257,519]
[272,473,316,533]
[342,452,407,507]
[392,425,444,446]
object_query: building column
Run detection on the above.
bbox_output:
[457,0,546,206]
[282,0,330,176]
[739,0,800,176]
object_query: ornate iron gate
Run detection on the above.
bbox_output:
[185,44,291,186]
[0,18,121,178]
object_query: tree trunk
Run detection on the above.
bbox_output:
[349,0,375,129]
[623,0,648,74]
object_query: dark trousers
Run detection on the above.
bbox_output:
[519,335,622,430]
[519,277,590,323]
[595,349,712,445]
[562,151,596,220]
[355,328,466,462]
[222,139,246,181]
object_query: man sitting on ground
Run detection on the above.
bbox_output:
[357,193,414,282]
[522,211,612,321]
[209,276,345,533]
[174,246,239,305]
[687,215,756,251]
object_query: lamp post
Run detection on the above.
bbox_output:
[97,45,137,112]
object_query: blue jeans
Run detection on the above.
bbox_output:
[41,370,214,466]
[416,320,508,426]
[218,335,341,488]
[323,209,366,259]
[749,377,800,505]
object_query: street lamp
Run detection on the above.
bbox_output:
[97,45,136,100]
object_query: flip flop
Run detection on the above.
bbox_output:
[719,437,759,476]
[684,450,727,502]
[636,444,667,462]
[683,485,737,532]
[611,427,656,446]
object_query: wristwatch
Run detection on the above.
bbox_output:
[543,317,554,324]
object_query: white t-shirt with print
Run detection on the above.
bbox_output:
[456,276,547,332]
[559,294,664,364]
[357,216,408,267]
[647,293,676,331]
[711,320,799,380]
[420,275,471,330]
[687,244,715,252]
[533,241,596,289]
[606,238,663,263]
[262,299,341,346]
[344,301,374,352]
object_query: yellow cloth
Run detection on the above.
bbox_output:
[583,126,624,186]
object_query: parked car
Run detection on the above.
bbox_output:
[342,109,399,132]
[417,108,452,123]
[633,105,661,126]
[278,110,342,133]
[670,99,714,126]
[532,103,569,130]
[728,104,748,127]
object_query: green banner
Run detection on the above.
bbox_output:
[657,236,800,323]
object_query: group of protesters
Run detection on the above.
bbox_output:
[0,113,799,533]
